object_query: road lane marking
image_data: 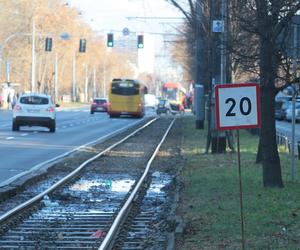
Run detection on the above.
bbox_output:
[0,118,145,187]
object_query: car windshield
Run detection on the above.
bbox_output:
[159,100,166,105]
[20,96,49,105]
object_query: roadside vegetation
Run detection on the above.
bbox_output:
[176,116,300,249]
[0,0,153,99]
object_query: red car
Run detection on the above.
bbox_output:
[90,98,108,114]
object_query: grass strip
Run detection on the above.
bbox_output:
[177,116,300,249]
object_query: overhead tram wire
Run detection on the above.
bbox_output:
[126,16,185,20]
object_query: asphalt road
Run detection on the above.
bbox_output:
[0,107,155,187]
[0,106,295,187]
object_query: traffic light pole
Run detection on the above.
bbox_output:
[72,51,76,102]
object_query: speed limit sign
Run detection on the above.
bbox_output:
[215,83,261,130]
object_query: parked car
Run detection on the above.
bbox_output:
[275,100,287,120]
[12,93,56,132]
[156,99,172,115]
[90,97,108,114]
[285,102,300,122]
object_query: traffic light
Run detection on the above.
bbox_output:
[137,35,144,49]
[45,37,52,52]
[79,38,86,53]
[107,33,114,47]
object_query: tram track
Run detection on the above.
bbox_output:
[0,116,182,249]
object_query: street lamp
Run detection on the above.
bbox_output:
[0,32,31,83]
[0,19,44,93]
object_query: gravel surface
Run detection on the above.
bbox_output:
[0,116,185,249]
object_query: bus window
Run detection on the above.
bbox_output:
[111,82,139,95]
[108,79,146,118]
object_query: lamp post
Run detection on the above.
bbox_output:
[0,32,31,82]
[93,67,96,98]
[0,20,36,93]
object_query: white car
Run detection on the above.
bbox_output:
[12,93,56,132]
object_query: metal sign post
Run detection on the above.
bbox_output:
[215,83,261,250]
[236,129,245,249]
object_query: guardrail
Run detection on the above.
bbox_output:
[276,132,300,159]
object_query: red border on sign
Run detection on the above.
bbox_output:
[215,83,261,131]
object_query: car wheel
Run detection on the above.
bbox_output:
[49,120,56,133]
[12,120,19,131]
[90,110,94,114]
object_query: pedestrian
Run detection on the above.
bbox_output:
[11,95,17,109]
[7,93,11,110]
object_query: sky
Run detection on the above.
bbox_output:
[68,0,184,35]
[67,0,185,79]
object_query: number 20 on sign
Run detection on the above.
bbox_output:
[215,83,261,131]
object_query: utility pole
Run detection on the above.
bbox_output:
[93,67,96,97]
[220,0,226,85]
[6,61,10,83]
[84,64,88,103]
[221,0,234,151]
[54,53,58,103]
[31,19,36,93]
[195,0,205,130]
[103,59,106,98]
[209,0,227,153]
[291,23,298,181]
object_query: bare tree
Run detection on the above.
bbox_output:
[167,0,300,187]
[0,0,137,100]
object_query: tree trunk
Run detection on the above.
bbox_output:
[259,26,284,187]
[260,88,283,187]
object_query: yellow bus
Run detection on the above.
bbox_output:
[107,78,147,118]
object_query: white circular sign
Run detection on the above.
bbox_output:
[60,32,70,40]
[122,27,130,36]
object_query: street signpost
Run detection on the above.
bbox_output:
[215,83,261,250]
[215,83,260,130]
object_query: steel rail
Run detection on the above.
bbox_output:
[99,117,176,250]
[0,117,158,224]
